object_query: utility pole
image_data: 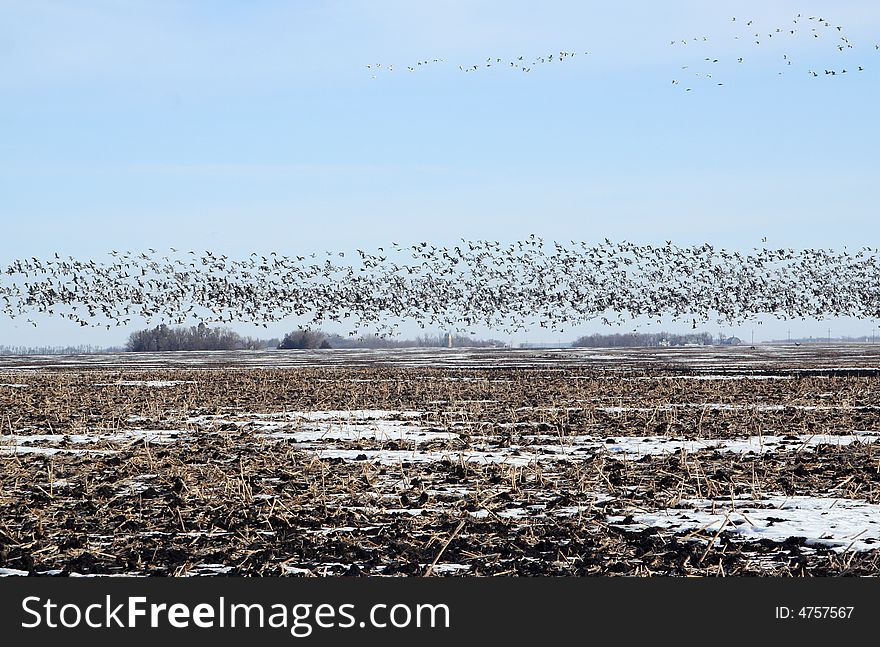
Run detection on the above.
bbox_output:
[828,328,831,344]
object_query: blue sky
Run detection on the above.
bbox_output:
[1,1,879,346]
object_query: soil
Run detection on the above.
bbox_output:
[1,345,879,576]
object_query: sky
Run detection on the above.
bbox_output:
[1,1,879,347]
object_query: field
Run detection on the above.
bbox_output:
[1,344,880,576]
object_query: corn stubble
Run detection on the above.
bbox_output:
[1,354,879,576]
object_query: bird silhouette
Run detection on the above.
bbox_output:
[2,239,878,339]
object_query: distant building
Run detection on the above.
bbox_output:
[720,336,742,346]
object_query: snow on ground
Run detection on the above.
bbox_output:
[0,445,116,456]
[115,474,160,495]
[527,432,880,459]
[254,410,424,421]
[2,344,879,372]
[3,411,878,461]
[339,433,877,465]
[0,429,186,455]
[184,564,234,575]
[0,567,144,577]
[309,447,544,466]
[596,404,880,413]
[652,375,794,381]
[187,410,424,425]
[292,429,879,465]
[425,563,472,574]
[265,425,457,443]
[112,380,196,387]
[612,496,880,552]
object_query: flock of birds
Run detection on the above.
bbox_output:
[670,13,875,91]
[366,12,878,90]
[366,50,589,77]
[4,13,876,337]
[2,238,879,336]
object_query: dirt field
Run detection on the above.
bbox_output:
[2,344,879,576]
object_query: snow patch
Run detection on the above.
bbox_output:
[615,496,880,552]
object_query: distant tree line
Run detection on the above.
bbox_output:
[278,329,332,349]
[0,345,124,356]
[125,324,269,352]
[572,331,713,348]
[278,329,506,349]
